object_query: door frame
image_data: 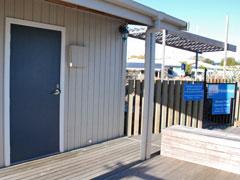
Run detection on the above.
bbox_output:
[4,17,66,166]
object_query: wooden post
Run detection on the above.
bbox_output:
[202,69,208,127]
[154,80,161,133]
[134,80,141,135]
[127,80,134,136]
[174,81,181,125]
[192,103,198,128]
[235,82,240,124]
[180,81,187,125]
[140,80,144,133]
[168,81,175,127]
[197,99,204,128]
[161,81,168,129]
[141,31,156,160]
[192,83,198,128]
[186,100,192,127]
[232,82,238,125]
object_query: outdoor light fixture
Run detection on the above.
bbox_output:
[119,25,129,41]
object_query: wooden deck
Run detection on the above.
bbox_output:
[0,135,239,180]
[104,156,240,180]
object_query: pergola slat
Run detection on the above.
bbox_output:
[129,27,237,53]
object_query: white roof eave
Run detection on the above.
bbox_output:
[60,0,187,30]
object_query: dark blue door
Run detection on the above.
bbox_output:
[10,24,61,163]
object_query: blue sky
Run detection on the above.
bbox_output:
[135,0,239,44]
[128,0,239,62]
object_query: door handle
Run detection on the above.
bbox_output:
[51,84,61,96]
[52,88,61,96]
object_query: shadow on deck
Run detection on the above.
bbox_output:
[0,134,239,180]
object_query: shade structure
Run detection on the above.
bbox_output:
[129,26,237,53]
[130,25,237,160]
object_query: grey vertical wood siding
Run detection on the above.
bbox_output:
[0,0,125,166]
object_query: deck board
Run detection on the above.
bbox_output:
[0,135,239,180]
[107,156,240,180]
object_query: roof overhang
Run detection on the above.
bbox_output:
[129,26,237,53]
[54,0,187,30]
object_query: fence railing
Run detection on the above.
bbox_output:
[125,79,240,136]
[125,80,204,136]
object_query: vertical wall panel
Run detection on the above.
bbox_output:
[97,17,107,141]
[115,25,122,137]
[49,3,57,25]
[63,7,70,150]
[108,23,116,139]
[92,16,101,144]
[71,10,78,149]
[103,20,111,140]
[113,22,120,138]
[41,1,49,23]
[80,12,90,146]
[24,0,33,21]
[0,0,125,165]
[0,0,5,166]
[66,9,78,150]
[14,0,24,19]
[94,16,102,143]
[75,12,84,147]
[5,0,14,17]
[32,0,41,22]
[56,5,64,26]
[86,13,96,145]
[116,24,122,137]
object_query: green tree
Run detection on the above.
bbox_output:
[220,57,240,66]
[202,58,215,65]
[181,61,192,76]
[185,63,192,76]
[199,65,206,69]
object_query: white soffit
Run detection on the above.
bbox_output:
[61,0,153,26]
[60,0,187,30]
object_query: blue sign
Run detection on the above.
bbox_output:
[184,83,204,101]
[212,99,231,115]
[181,63,186,71]
[208,84,235,99]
